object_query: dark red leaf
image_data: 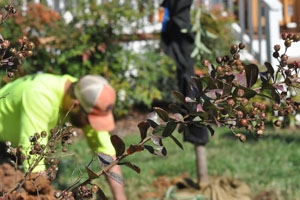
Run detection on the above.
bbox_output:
[264,62,274,81]
[143,145,155,154]
[127,144,144,154]
[110,135,125,157]
[137,121,150,141]
[244,64,258,88]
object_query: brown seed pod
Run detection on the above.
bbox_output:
[238,133,246,142]
[239,42,245,50]
[240,118,248,127]
[274,120,282,127]
[273,44,281,51]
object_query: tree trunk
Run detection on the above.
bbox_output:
[194,144,209,187]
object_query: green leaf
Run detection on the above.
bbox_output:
[191,47,199,58]
[169,135,184,150]
[244,64,259,88]
[257,84,280,103]
[168,103,184,114]
[233,86,257,99]
[119,162,141,174]
[110,135,125,157]
[203,100,218,112]
[205,30,218,39]
[178,123,188,134]
[172,91,186,103]
[153,107,169,122]
[196,41,212,54]
[284,77,292,86]
[85,166,99,179]
[162,121,177,137]
[206,125,215,137]
[201,76,217,90]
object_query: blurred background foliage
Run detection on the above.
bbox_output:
[0,0,235,118]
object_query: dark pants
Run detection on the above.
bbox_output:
[183,124,210,145]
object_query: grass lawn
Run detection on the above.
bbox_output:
[52,126,300,200]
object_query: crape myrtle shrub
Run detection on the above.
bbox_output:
[151,37,300,143]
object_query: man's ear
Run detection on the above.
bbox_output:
[68,82,77,99]
[73,99,80,107]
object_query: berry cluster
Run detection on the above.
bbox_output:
[54,185,98,199]
[270,33,300,127]
[220,96,267,141]
[73,185,94,199]
[0,5,17,25]
[5,122,77,181]
[273,33,300,79]
[0,36,35,78]
[54,190,74,200]
[0,4,35,78]
[273,97,300,127]
[210,42,246,77]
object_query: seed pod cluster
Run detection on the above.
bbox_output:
[0,35,35,78]
[272,95,300,128]
[4,122,77,181]
[73,185,94,199]
[5,141,24,163]
[214,42,246,77]
[273,33,300,78]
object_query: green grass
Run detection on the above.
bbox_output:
[51,127,300,200]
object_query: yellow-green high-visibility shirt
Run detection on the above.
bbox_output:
[0,73,115,172]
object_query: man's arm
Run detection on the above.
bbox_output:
[106,156,127,200]
[83,126,127,199]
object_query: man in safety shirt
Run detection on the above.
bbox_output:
[0,73,127,200]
